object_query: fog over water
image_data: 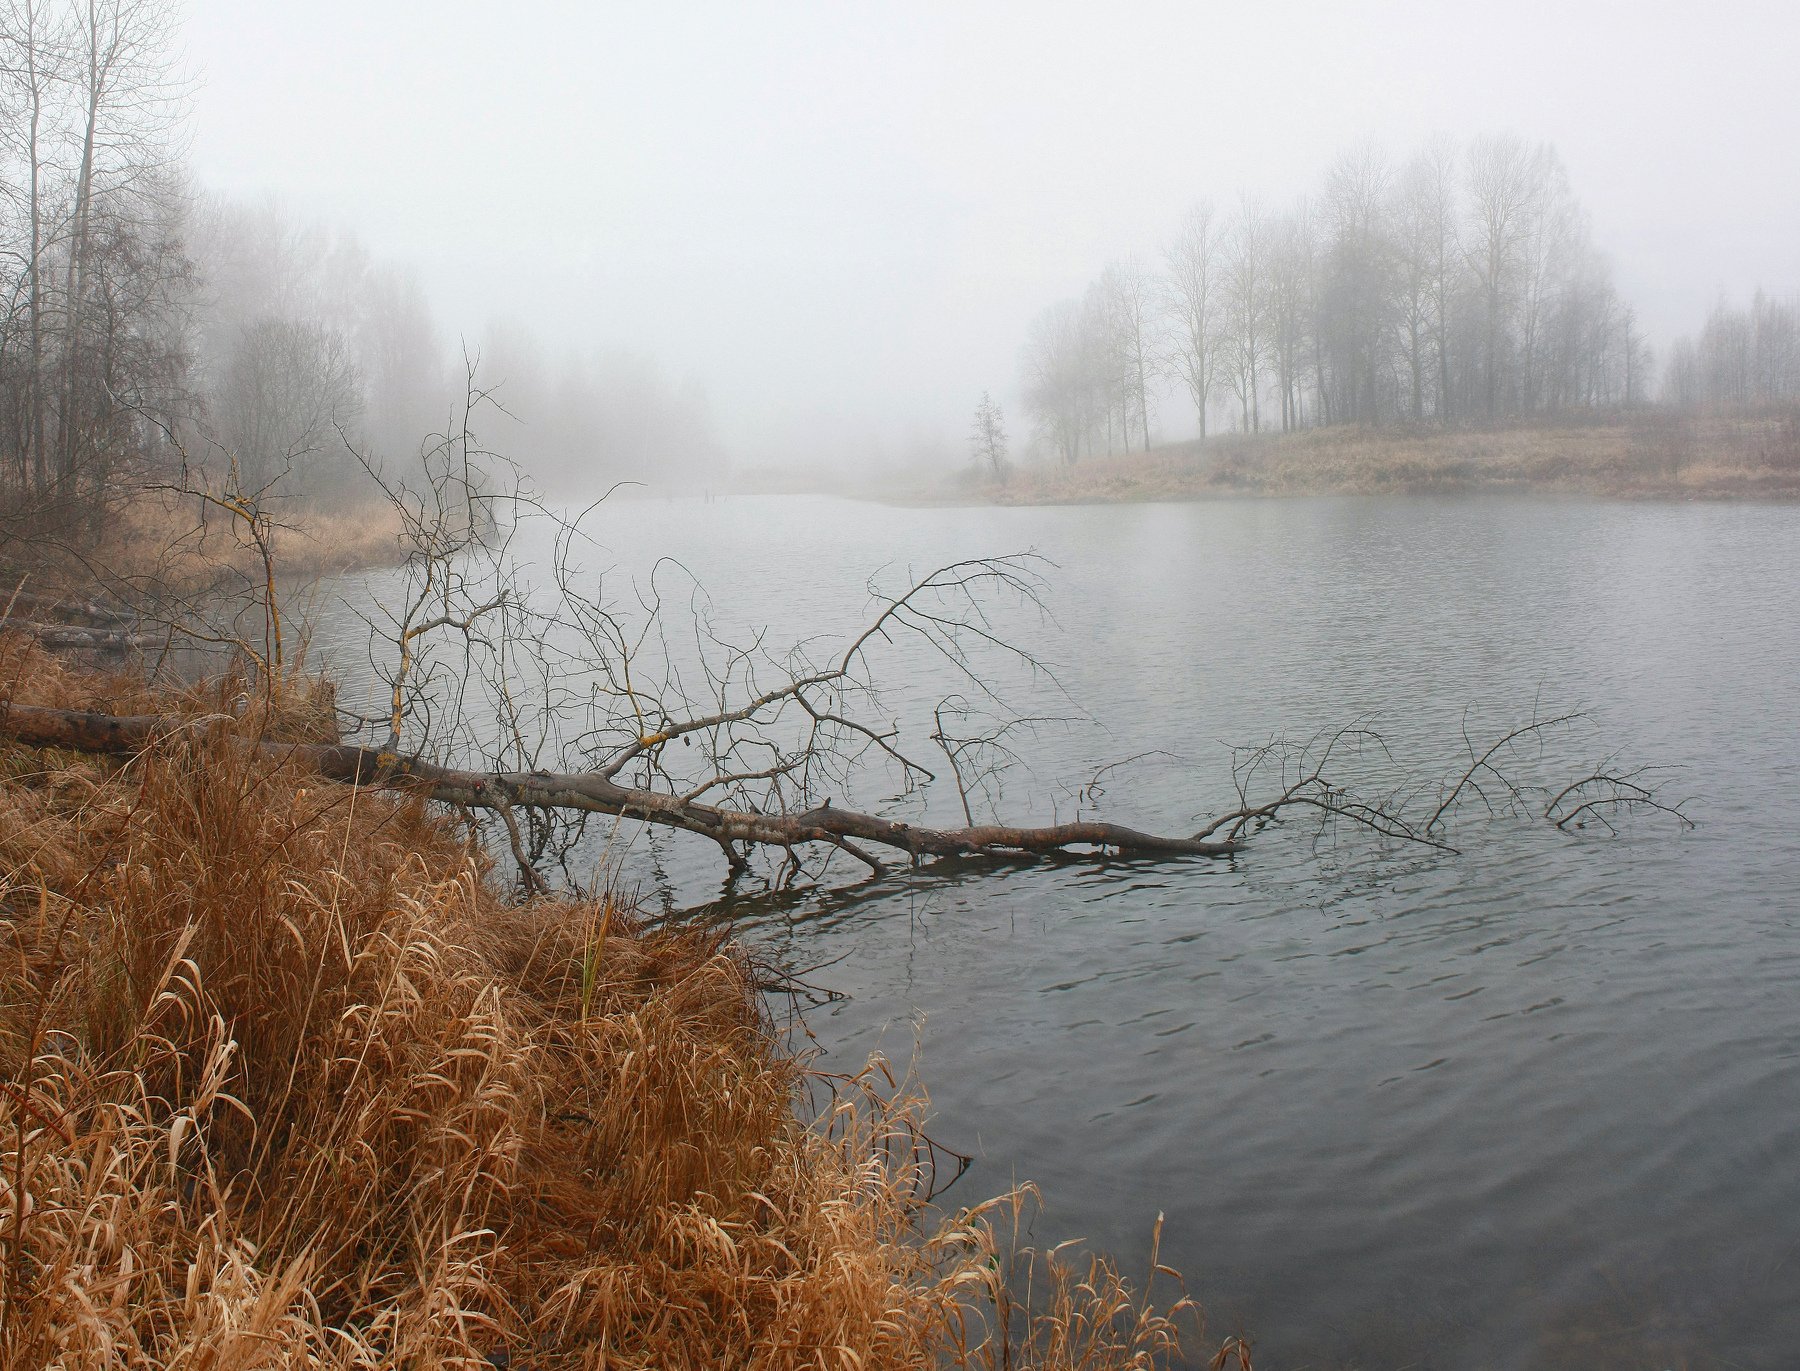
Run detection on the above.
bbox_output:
[183,0,1800,470]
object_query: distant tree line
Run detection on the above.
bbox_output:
[469,324,723,495]
[1663,292,1800,412]
[183,203,724,503]
[0,0,718,525]
[1021,134,1654,462]
[181,195,451,506]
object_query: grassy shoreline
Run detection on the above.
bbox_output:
[0,634,1202,1368]
[921,413,1800,507]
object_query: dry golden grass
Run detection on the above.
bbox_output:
[0,636,1205,1370]
[4,484,404,593]
[106,489,407,583]
[970,411,1800,506]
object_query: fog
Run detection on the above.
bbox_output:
[8,8,1800,1364]
[172,0,1800,475]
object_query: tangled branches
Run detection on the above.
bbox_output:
[1191,706,1692,856]
[0,374,1695,896]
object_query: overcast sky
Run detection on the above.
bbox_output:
[183,0,1800,466]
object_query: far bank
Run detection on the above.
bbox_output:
[904,412,1800,507]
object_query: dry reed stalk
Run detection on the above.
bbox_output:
[0,643,1204,1369]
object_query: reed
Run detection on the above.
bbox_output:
[0,635,1204,1369]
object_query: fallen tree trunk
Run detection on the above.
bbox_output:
[0,621,162,653]
[0,702,1241,869]
[0,587,136,626]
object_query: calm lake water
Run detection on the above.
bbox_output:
[315,493,1800,1369]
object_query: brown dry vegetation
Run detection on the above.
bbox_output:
[98,489,405,584]
[967,411,1800,506]
[1,486,405,647]
[0,635,1203,1369]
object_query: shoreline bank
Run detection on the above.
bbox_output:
[881,414,1800,508]
[0,635,1202,1368]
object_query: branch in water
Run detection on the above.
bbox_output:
[0,702,1244,868]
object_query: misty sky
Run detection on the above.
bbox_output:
[184,0,1800,467]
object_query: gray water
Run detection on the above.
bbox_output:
[314,494,1800,1369]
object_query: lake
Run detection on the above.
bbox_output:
[313,492,1800,1369]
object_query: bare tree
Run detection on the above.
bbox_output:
[55,0,186,484]
[1266,206,1314,432]
[1319,143,1394,426]
[215,316,364,497]
[354,262,446,458]
[1220,198,1271,432]
[1394,153,1445,420]
[969,390,1008,482]
[1464,133,1549,422]
[1662,336,1701,410]
[1666,291,1800,411]
[1428,156,1462,418]
[1162,201,1221,441]
[1077,277,1127,454]
[0,0,189,518]
[1619,305,1650,407]
[1099,256,1156,452]
[0,0,66,493]
[1512,146,1579,414]
[1016,132,1638,447]
[1021,299,1090,465]
[183,196,452,493]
